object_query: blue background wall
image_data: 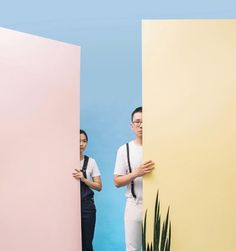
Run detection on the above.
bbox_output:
[1,1,236,250]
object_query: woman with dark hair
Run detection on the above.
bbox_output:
[73,129,102,251]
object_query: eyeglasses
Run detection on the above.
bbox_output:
[132,120,143,126]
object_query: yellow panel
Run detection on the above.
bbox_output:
[142,20,236,251]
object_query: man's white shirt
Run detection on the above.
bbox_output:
[114,140,143,201]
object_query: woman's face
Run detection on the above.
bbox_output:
[80,133,88,154]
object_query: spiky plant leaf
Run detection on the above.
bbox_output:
[164,239,169,251]
[160,207,170,251]
[142,210,148,250]
[147,243,153,251]
[167,222,171,251]
[150,243,153,251]
[143,191,171,251]
[154,191,160,251]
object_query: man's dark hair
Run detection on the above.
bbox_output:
[131,106,142,121]
[80,129,88,141]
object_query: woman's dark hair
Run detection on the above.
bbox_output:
[80,129,88,141]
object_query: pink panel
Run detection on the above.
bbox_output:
[0,28,81,251]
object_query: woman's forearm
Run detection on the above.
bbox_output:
[82,176,102,191]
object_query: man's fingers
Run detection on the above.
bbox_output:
[142,164,155,170]
[146,163,155,167]
[144,170,152,174]
[143,160,154,165]
[144,167,154,173]
[144,168,154,173]
[143,165,155,172]
[143,161,155,167]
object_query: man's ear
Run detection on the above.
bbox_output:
[130,123,134,131]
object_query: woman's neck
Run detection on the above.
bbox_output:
[80,154,84,161]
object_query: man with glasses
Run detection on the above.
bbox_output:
[114,106,155,251]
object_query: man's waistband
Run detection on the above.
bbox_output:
[126,197,143,204]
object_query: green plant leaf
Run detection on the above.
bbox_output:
[142,209,148,250]
[161,207,170,251]
[142,190,171,251]
[154,191,160,251]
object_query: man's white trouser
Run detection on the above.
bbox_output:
[124,198,142,251]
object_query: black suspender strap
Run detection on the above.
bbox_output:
[82,155,89,179]
[126,143,136,199]
[80,155,94,201]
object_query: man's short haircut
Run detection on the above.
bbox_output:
[80,129,88,141]
[131,106,142,121]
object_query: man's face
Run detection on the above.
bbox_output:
[131,112,142,138]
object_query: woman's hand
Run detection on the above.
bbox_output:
[72,170,102,191]
[72,169,85,182]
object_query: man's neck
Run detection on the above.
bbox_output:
[134,137,142,145]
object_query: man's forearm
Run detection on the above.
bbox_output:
[114,172,137,188]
